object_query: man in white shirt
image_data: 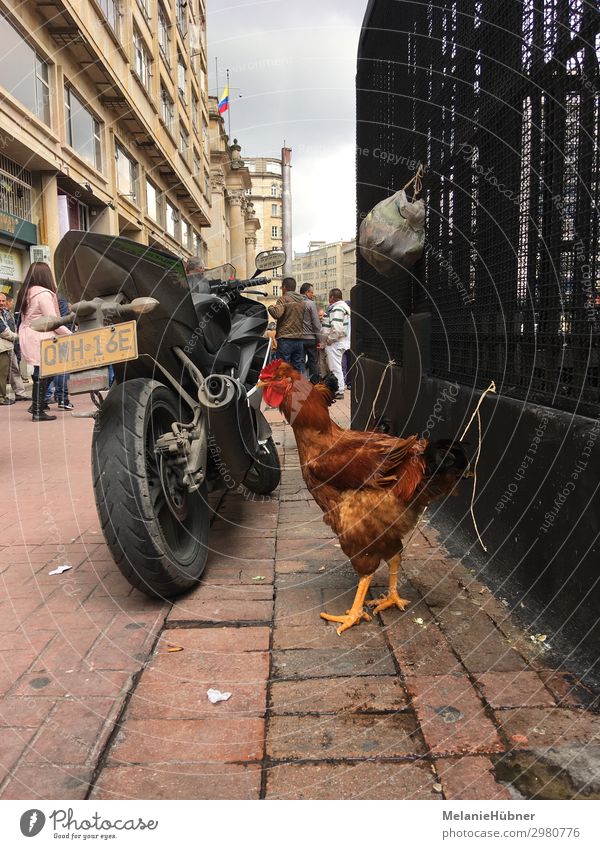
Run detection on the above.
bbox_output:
[321,288,351,399]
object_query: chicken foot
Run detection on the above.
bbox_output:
[320,575,373,635]
[368,554,410,615]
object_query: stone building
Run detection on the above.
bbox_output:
[244,156,284,307]
[292,239,357,308]
[0,0,211,297]
[204,96,260,279]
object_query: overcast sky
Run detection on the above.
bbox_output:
[207,0,367,253]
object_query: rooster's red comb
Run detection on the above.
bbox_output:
[259,359,284,380]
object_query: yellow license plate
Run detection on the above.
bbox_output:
[40,321,138,377]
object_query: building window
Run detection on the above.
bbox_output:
[191,92,199,131]
[98,0,120,37]
[160,85,174,131]
[193,231,202,259]
[202,121,209,155]
[179,124,189,159]
[137,0,151,19]
[270,183,278,197]
[115,144,138,204]
[183,220,192,250]
[133,30,151,90]
[271,203,279,217]
[158,5,170,65]
[64,86,102,170]
[146,178,160,221]
[176,0,187,35]
[177,53,187,102]
[193,149,201,179]
[0,17,51,125]
[271,225,279,238]
[166,200,179,239]
[272,285,278,297]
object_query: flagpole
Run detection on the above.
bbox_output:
[226,68,231,138]
[215,57,219,99]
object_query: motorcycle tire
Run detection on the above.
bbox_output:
[92,378,209,598]
[243,436,281,495]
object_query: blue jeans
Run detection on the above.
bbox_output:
[277,338,305,373]
[45,373,69,404]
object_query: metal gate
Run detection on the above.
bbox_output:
[356,0,600,417]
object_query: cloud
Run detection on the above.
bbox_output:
[207,0,365,251]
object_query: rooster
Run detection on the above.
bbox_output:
[259,360,470,634]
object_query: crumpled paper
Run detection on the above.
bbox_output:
[207,688,232,704]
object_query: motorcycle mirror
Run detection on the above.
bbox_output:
[255,249,286,271]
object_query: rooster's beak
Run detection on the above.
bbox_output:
[256,380,266,388]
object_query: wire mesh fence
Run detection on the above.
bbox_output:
[356,0,600,417]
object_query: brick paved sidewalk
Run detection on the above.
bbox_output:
[1,398,599,800]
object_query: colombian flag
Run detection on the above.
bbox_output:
[218,83,229,114]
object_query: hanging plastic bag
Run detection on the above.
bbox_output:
[359,166,426,277]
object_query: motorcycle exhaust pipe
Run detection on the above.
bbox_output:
[197,374,258,484]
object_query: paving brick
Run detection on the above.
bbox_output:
[407,673,504,755]
[436,607,528,673]
[168,587,274,625]
[476,671,556,708]
[0,697,56,727]
[1,766,93,800]
[267,713,424,759]
[108,718,265,763]
[539,671,600,709]
[265,761,439,800]
[11,669,133,699]
[386,604,461,676]
[272,621,388,650]
[497,707,600,749]
[435,756,512,800]
[270,676,407,714]
[272,647,396,679]
[0,727,36,783]
[24,698,122,766]
[91,763,262,800]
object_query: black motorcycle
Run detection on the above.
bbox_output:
[33,231,284,598]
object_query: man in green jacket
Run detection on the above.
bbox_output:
[268,277,306,372]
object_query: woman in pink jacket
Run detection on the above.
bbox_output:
[16,263,71,422]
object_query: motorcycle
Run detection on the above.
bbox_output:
[33,231,284,598]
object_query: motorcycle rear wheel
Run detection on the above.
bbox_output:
[92,378,209,598]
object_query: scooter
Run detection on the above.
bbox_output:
[33,231,284,598]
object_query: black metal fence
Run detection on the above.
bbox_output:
[356,0,600,417]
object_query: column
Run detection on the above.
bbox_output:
[228,191,246,278]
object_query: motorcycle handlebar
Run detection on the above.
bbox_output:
[209,276,270,294]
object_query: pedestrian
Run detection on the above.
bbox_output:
[0,291,19,406]
[299,282,321,380]
[0,292,28,406]
[45,295,74,410]
[342,300,353,389]
[15,262,72,422]
[267,277,305,373]
[321,288,351,399]
[2,294,28,400]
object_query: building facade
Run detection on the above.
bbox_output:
[244,156,283,308]
[292,239,356,308]
[0,0,211,298]
[204,96,260,279]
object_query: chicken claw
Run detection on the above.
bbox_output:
[368,591,411,615]
[320,574,374,635]
[320,608,371,635]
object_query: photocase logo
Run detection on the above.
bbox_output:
[19,810,46,837]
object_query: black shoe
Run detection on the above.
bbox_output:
[1,398,16,405]
[14,395,28,402]
[32,410,57,421]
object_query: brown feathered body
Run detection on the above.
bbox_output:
[269,364,463,578]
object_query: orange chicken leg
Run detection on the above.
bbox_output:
[368,554,410,615]
[320,575,373,635]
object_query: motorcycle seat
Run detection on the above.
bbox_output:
[190,292,231,354]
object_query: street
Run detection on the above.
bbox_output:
[1,397,599,800]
